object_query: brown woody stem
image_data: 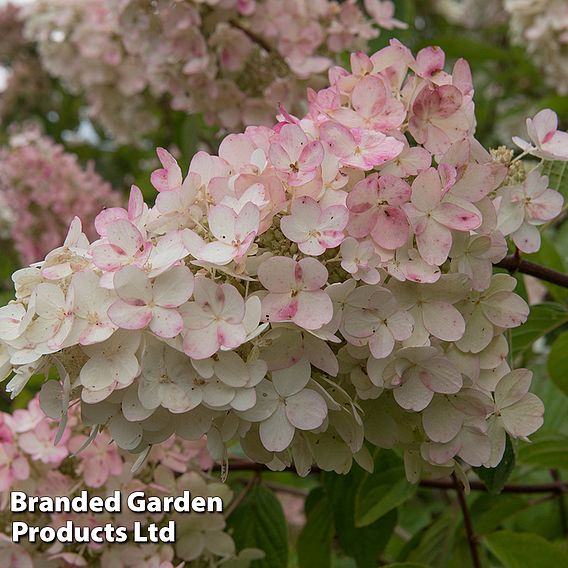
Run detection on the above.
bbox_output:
[214,461,568,494]
[496,255,568,289]
[453,473,482,568]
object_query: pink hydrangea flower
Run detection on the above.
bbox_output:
[182,278,247,359]
[346,173,412,250]
[403,167,481,266]
[280,196,348,255]
[108,265,194,338]
[0,445,29,490]
[268,124,324,186]
[409,84,472,154]
[258,256,333,330]
[0,130,120,264]
[319,120,404,169]
[68,432,123,488]
[513,109,568,161]
[497,171,564,253]
[91,220,152,272]
[18,421,69,464]
[330,75,406,132]
[183,202,260,265]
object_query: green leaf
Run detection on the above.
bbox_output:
[405,508,458,566]
[297,492,334,568]
[355,449,417,527]
[383,564,431,568]
[525,233,568,303]
[530,364,568,436]
[548,331,568,397]
[323,465,397,568]
[512,302,568,357]
[485,530,568,568]
[542,160,568,197]
[227,484,288,568]
[517,436,568,469]
[470,494,529,534]
[473,435,515,494]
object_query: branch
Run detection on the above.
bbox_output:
[550,469,568,536]
[496,255,568,289]
[420,478,568,494]
[453,473,482,568]
[230,20,276,55]
[214,461,568,494]
[224,472,260,519]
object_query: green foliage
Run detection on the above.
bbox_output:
[474,435,516,494]
[525,234,568,303]
[547,331,568,396]
[485,531,568,568]
[542,160,568,197]
[323,463,397,568]
[512,302,568,357]
[403,508,458,566]
[382,564,431,568]
[469,494,529,535]
[297,491,334,568]
[227,484,288,568]
[355,450,417,527]
[517,436,568,470]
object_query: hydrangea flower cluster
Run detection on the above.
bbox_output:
[1,41,566,482]
[432,0,507,29]
[505,0,568,95]
[22,0,405,141]
[0,3,53,124]
[0,129,121,264]
[0,394,263,567]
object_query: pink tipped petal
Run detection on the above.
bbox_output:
[235,202,260,236]
[197,242,237,264]
[432,203,481,231]
[149,307,184,338]
[371,207,409,249]
[94,208,128,237]
[415,219,452,266]
[217,320,247,349]
[294,290,333,330]
[258,257,297,293]
[208,205,236,242]
[114,266,153,304]
[352,76,387,119]
[319,121,355,158]
[298,141,325,171]
[108,301,153,330]
[297,257,329,290]
[153,265,194,308]
[512,223,541,254]
[183,324,219,360]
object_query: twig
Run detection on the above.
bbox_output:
[420,478,568,494]
[453,473,482,568]
[259,480,309,497]
[550,469,568,536]
[214,461,568,494]
[230,20,275,55]
[224,472,260,519]
[496,255,568,289]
